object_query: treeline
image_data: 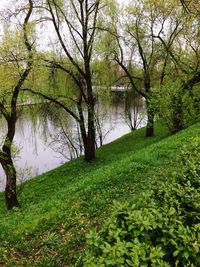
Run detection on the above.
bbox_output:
[0,0,199,209]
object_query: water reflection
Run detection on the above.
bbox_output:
[0,97,146,191]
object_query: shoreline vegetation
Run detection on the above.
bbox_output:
[0,121,199,266]
[0,0,199,265]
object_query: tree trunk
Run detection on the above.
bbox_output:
[85,58,96,162]
[84,99,95,162]
[172,92,183,134]
[1,152,19,210]
[77,97,95,162]
[146,101,154,137]
[0,97,19,210]
[80,132,95,162]
[85,128,95,162]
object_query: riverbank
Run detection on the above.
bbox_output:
[0,121,199,266]
[0,99,146,191]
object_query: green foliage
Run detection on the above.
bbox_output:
[83,136,200,266]
[153,136,200,224]
[154,81,200,133]
[0,122,199,266]
[179,137,200,187]
[0,30,28,95]
[84,203,200,266]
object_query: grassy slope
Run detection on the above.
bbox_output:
[0,122,199,266]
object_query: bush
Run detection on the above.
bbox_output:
[153,81,200,133]
[153,137,200,225]
[83,137,200,266]
[83,202,200,266]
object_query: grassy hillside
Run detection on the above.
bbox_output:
[0,122,199,266]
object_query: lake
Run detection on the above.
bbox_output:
[0,96,146,191]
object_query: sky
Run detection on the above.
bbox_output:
[0,0,12,11]
[0,0,6,10]
[0,0,128,47]
[0,0,128,12]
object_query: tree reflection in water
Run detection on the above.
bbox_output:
[0,96,146,191]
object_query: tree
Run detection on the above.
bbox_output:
[111,0,177,137]
[154,2,200,132]
[25,0,106,162]
[110,0,199,136]
[179,0,200,13]
[0,0,34,209]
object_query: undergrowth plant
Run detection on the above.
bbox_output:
[83,137,200,266]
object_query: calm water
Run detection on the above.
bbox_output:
[0,98,146,191]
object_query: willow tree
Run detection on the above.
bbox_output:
[110,0,197,136]
[154,1,200,132]
[26,0,107,162]
[0,0,34,209]
[110,0,179,137]
[179,0,200,13]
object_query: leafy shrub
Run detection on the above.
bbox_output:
[153,137,200,225]
[179,137,200,188]
[83,137,200,266]
[176,138,200,224]
[153,81,200,133]
[83,202,200,266]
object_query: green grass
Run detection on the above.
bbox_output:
[0,121,199,266]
